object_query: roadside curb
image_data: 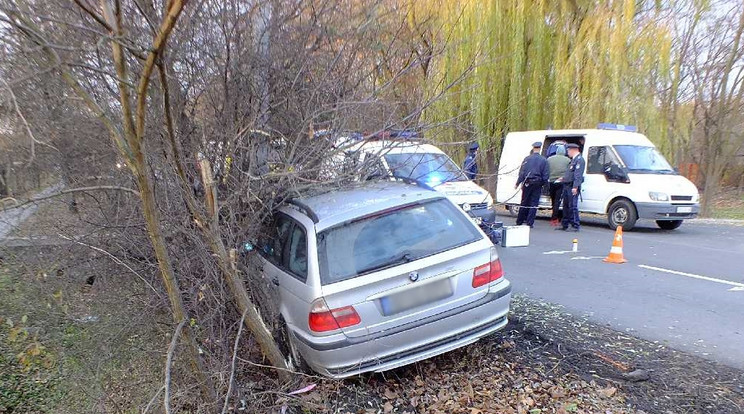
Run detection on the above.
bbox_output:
[687,218,744,226]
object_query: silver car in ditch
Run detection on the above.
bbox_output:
[257,181,511,378]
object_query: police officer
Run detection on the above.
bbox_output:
[556,143,585,232]
[515,141,549,227]
[547,145,570,225]
[463,142,479,180]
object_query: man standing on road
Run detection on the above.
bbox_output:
[556,143,585,232]
[547,145,570,226]
[463,142,479,180]
[515,142,549,227]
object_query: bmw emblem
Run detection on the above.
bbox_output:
[408,271,419,282]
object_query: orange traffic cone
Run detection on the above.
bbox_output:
[603,226,627,264]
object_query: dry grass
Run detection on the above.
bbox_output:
[709,189,744,220]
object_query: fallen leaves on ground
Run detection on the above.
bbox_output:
[283,337,634,414]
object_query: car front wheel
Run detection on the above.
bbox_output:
[608,199,638,230]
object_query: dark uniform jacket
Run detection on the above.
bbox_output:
[463,153,478,180]
[562,154,585,189]
[517,153,549,187]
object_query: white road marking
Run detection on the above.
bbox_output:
[638,265,744,292]
[570,256,605,260]
[543,250,574,255]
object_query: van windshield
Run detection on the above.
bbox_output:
[384,153,466,186]
[317,199,481,284]
[613,145,675,174]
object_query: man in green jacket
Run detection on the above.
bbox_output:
[547,144,570,226]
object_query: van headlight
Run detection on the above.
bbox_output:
[649,192,669,202]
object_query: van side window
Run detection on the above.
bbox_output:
[587,146,621,174]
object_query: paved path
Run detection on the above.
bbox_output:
[496,211,744,369]
[0,183,63,240]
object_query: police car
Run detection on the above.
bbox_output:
[331,133,496,223]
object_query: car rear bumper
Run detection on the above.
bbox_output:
[292,280,511,378]
[635,202,699,220]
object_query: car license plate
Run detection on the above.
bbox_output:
[677,206,692,213]
[380,279,453,316]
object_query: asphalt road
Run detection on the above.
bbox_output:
[495,210,744,370]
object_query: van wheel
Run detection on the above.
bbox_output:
[608,199,637,230]
[278,319,310,374]
[656,220,682,230]
[506,205,520,216]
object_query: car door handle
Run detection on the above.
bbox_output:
[271,278,279,286]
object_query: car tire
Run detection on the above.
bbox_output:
[656,220,683,230]
[506,205,520,216]
[607,199,637,230]
[278,319,310,374]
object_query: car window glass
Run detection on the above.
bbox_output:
[613,145,674,173]
[383,153,466,184]
[287,225,308,281]
[317,199,481,284]
[267,215,292,265]
[587,146,621,174]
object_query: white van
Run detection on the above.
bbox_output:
[496,124,700,230]
[339,139,497,222]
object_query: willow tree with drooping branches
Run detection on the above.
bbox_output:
[420,0,675,188]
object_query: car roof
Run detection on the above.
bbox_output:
[348,140,447,156]
[284,181,443,231]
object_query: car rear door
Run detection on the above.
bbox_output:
[259,213,316,332]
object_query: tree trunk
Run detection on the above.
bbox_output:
[198,160,290,382]
[133,159,218,402]
[700,163,719,217]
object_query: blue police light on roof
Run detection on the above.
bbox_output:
[425,173,443,187]
[597,123,638,132]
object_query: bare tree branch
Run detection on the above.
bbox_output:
[1,185,140,211]
[164,319,187,414]
[221,310,247,414]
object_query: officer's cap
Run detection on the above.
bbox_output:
[532,141,542,148]
[566,143,580,149]
[468,142,479,151]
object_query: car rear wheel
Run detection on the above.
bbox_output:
[656,220,683,230]
[607,199,637,230]
[277,319,310,374]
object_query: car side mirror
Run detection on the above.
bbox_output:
[604,164,630,183]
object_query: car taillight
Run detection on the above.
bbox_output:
[472,257,504,288]
[308,298,361,332]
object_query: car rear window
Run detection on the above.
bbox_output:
[317,198,482,284]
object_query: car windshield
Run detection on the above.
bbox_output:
[317,199,481,284]
[613,145,674,174]
[383,153,466,185]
